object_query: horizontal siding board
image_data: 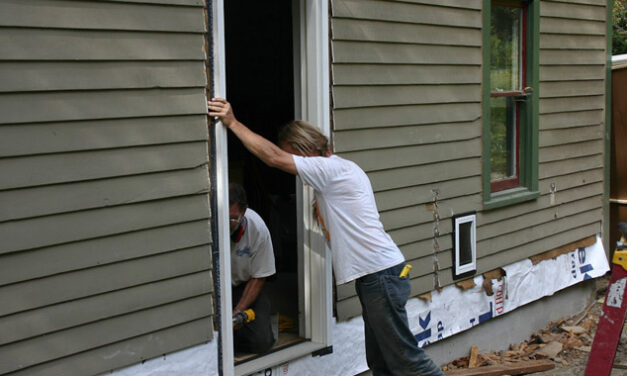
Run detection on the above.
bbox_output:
[332,64,481,85]
[333,84,480,108]
[333,0,481,28]
[334,103,481,130]
[540,17,606,35]
[0,28,204,61]
[1,295,213,374]
[539,139,604,162]
[539,154,604,178]
[0,220,211,286]
[333,41,481,64]
[477,208,602,259]
[539,96,604,113]
[0,142,207,190]
[0,115,208,157]
[0,168,209,222]
[97,0,204,5]
[0,271,212,345]
[541,0,607,20]
[542,0,607,6]
[477,222,600,275]
[369,158,481,192]
[0,88,206,125]
[480,179,604,226]
[539,109,603,129]
[0,0,205,32]
[0,61,206,93]
[404,245,453,276]
[540,34,606,49]
[540,50,606,66]
[395,227,454,261]
[340,138,481,172]
[376,176,481,212]
[332,18,481,46]
[0,195,210,254]
[540,65,605,81]
[478,196,602,243]
[540,80,605,97]
[0,245,211,317]
[539,125,603,147]
[389,0,481,9]
[334,120,481,153]
[8,319,212,376]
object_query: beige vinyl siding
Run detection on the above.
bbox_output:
[331,0,483,321]
[0,1,212,375]
[331,0,607,321]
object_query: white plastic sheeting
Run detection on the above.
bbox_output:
[108,236,608,376]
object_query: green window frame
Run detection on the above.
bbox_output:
[482,0,540,210]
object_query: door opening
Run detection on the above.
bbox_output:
[224,0,304,364]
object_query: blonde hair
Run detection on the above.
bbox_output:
[278,120,329,156]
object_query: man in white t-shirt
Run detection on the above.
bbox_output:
[210,99,444,375]
[229,183,276,354]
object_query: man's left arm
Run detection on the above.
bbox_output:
[233,277,265,315]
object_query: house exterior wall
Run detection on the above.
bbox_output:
[331,0,608,321]
[0,1,214,375]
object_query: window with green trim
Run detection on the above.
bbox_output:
[482,0,539,209]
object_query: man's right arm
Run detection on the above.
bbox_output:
[208,98,297,175]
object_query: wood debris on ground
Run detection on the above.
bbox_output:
[442,304,600,375]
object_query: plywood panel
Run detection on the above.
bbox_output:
[0,142,207,190]
[0,245,211,316]
[0,272,212,345]
[340,138,481,172]
[0,220,211,286]
[7,319,212,376]
[333,41,481,64]
[334,103,481,129]
[0,168,209,221]
[333,0,481,28]
[0,295,212,374]
[333,64,481,85]
[332,18,481,46]
[369,158,481,192]
[0,28,205,60]
[333,84,480,108]
[0,195,209,254]
[0,61,206,92]
[0,0,205,32]
[334,120,480,153]
[0,88,206,125]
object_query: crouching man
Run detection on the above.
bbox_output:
[229,183,276,354]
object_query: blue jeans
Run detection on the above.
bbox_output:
[355,263,444,376]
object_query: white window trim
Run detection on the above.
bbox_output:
[211,1,332,375]
[453,214,477,278]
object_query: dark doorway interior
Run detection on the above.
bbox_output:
[224,0,302,363]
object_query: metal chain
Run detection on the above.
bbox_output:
[431,189,441,290]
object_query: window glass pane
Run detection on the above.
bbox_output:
[490,96,517,180]
[459,222,473,265]
[490,4,521,92]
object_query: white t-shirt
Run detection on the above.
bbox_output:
[231,208,276,286]
[293,155,405,285]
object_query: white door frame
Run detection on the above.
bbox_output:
[211,1,332,375]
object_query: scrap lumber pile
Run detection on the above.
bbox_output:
[442,307,599,376]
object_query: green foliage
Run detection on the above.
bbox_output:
[615,0,627,55]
